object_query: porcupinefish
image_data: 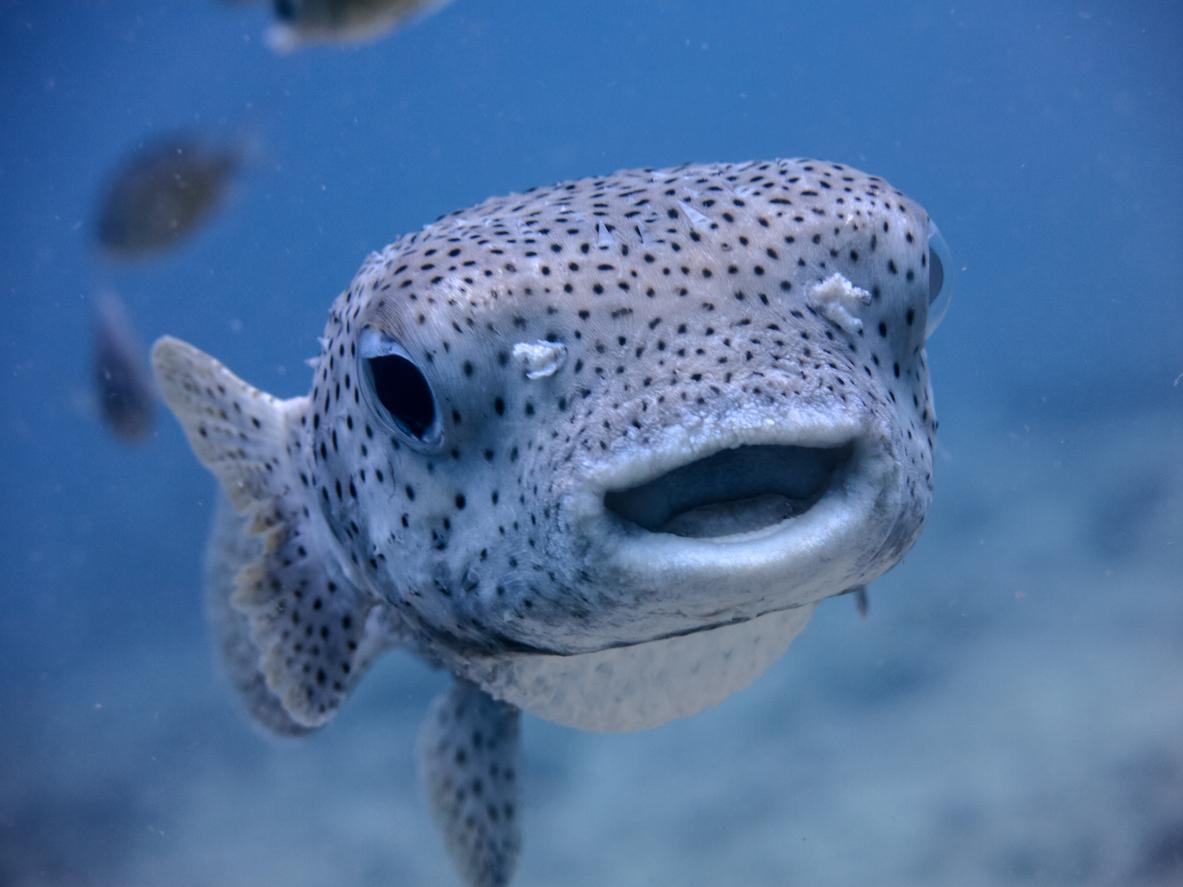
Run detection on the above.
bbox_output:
[93,291,155,443]
[231,0,454,51]
[95,132,240,258]
[153,157,951,887]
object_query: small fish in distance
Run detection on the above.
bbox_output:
[230,0,454,51]
[95,133,240,259]
[93,292,155,443]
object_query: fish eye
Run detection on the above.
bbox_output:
[925,222,956,339]
[359,329,441,447]
[274,0,298,21]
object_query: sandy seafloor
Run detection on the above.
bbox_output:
[4,399,1180,886]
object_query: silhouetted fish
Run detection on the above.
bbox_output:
[95,134,240,258]
[93,292,155,443]
[232,0,454,51]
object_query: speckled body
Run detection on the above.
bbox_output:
[303,158,935,663]
[154,157,945,887]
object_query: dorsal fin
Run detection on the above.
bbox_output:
[153,336,392,728]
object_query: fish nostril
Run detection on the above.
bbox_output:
[603,443,853,538]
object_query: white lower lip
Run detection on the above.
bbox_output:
[569,414,892,606]
[608,439,870,559]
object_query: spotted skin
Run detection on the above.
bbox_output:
[419,681,520,887]
[153,158,944,887]
[306,158,936,655]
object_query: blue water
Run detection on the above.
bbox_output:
[3,2,1181,885]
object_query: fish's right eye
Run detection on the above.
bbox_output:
[359,330,441,448]
[274,0,298,21]
[925,222,956,340]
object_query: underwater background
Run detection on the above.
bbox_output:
[2,1,1181,884]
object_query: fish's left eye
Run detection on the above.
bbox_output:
[925,222,956,339]
[359,329,441,448]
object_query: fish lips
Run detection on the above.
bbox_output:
[560,408,912,646]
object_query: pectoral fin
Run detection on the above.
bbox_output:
[154,336,388,729]
[419,681,521,887]
[204,496,311,736]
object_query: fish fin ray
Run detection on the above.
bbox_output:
[205,496,312,737]
[151,335,295,512]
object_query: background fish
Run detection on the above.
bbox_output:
[92,291,156,443]
[94,133,240,258]
[230,0,455,51]
[153,157,949,886]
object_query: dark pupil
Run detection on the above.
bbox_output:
[928,249,944,304]
[274,0,297,21]
[367,354,436,439]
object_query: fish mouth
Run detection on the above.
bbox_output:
[603,442,854,539]
[566,413,898,640]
